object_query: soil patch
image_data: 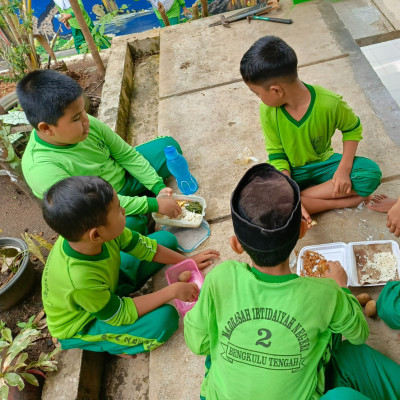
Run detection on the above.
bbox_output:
[0,78,17,97]
[0,176,57,361]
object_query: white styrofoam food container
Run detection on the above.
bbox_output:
[297,240,400,287]
[152,193,206,228]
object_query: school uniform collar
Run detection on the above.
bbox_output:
[280,82,316,128]
[250,266,299,283]
[34,130,78,149]
[62,239,109,261]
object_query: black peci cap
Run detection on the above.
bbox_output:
[231,164,301,257]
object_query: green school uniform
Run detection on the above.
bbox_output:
[184,261,369,400]
[43,228,179,355]
[260,84,381,196]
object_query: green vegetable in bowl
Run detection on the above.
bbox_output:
[185,201,203,214]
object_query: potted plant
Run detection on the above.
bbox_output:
[0,237,34,312]
[0,319,60,400]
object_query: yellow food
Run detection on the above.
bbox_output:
[301,250,329,278]
[308,220,317,227]
[356,293,372,306]
[365,300,377,317]
[178,270,192,282]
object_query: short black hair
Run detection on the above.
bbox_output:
[17,70,83,129]
[240,36,298,85]
[42,176,114,242]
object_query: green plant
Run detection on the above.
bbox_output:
[0,320,60,399]
[0,0,39,81]
[79,4,128,53]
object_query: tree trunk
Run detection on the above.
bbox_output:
[192,3,200,19]
[69,0,106,76]
[200,0,209,17]
[157,2,170,26]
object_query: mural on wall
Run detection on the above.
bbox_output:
[31,0,264,39]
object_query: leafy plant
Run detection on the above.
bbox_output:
[0,320,60,400]
[79,4,128,53]
[21,233,53,265]
[0,0,39,81]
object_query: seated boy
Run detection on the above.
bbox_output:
[240,36,382,224]
[17,69,182,236]
[184,164,400,399]
[42,175,219,357]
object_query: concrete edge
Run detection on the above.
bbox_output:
[42,349,104,400]
[318,0,400,148]
[97,30,161,140]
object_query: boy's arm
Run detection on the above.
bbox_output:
[260,104,291,172]
[324,261,369,344]
[332,140,358,197]
[91,117,166,195]
[184,276,213,355]
[119,228,219,268]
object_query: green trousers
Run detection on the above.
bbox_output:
[118,136,182,235]
[71,22,111,54]
[291,153,382,197]
[59,231,179,355]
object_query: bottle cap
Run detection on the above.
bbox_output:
[164,145,179,160]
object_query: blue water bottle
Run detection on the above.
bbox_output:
[164,146,198,195]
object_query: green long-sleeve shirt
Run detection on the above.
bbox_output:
[42,228,157,339]
[21,115,164,215]
[184,261,369,400]
[261,84,363,172]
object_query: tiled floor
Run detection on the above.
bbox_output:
[361,39,400,106]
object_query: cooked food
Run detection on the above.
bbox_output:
[156,200,203,224]
[353,243,399,285]
[301,250,330,278]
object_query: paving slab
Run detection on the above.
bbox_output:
[159,55,400,222]
[159,0,345,98]
[100,353,150,399]
[331,0,394,41]
[373,0,400,30]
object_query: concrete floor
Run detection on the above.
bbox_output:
[50,0,400,398]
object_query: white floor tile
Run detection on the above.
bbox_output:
[369,43,400,62]
[380,72,400,91]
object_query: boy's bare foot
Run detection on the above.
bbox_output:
[116,353,138,360]
[366,194,396,213]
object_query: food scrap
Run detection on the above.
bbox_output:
[301,250,330,277]
[308,220,317,228]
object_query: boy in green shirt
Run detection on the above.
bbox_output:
[240,36,382,224]
[184,164,400,400]
[42,175,219,356]
[17,70,182,236]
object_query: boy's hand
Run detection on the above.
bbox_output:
[322,261,348,288]
[191,249,220,269]
[301,203,312,226]
[158,187,173,197]
[157,198,182,218]
[332,170,352,198]
[387,200,400,237]
[173,282,200,302]
[60,13,72,28]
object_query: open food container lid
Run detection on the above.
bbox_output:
[161,219,210,253]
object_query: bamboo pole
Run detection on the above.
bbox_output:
[69,0,106,76]
[157,2,170,26]
[192,3,199,19]
[200,0,208,17]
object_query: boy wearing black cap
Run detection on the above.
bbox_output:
[184,164,400,400]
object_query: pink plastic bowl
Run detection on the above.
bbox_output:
[165,258,204,316]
